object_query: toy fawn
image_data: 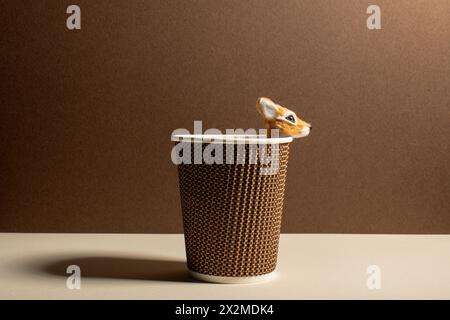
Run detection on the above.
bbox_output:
[256,97,312,138]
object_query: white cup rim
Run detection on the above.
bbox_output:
[171,134,293,144]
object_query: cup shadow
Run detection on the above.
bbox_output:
[41,256,196,283]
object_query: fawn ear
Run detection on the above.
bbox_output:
[257,97,279,120]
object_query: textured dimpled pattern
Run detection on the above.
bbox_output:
[177,142,290,277]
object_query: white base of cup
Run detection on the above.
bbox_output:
[188,270,276,284]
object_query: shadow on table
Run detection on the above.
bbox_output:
[39,256,197,283]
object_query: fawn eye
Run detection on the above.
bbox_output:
[285,115,295,123]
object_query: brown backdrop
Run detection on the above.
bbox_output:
[1,1,449,233]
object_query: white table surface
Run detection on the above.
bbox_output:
[0,233,449,299]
